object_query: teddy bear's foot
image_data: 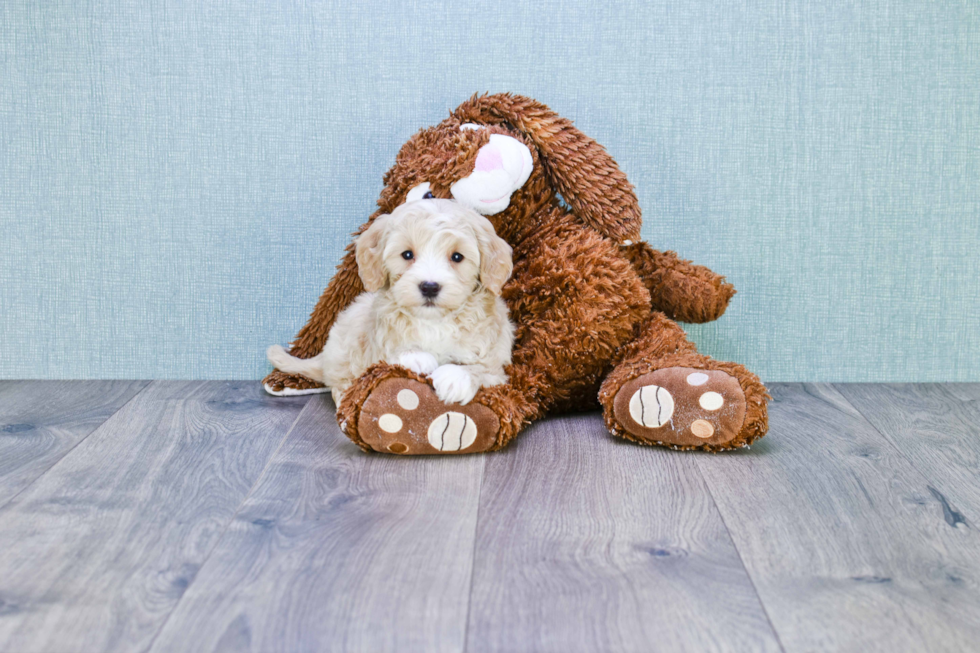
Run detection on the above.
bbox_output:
[612,367,748,448]
[262,369,330,397]
[358,378,500,455]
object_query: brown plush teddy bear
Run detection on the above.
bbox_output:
[264,93,769,454]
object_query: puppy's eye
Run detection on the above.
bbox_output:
[401,250,414,261]
[451,252,464,263]
[422,190,435,199]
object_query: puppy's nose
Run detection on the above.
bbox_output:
[419,281,441,299]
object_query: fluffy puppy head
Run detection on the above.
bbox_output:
[355,199,512,311]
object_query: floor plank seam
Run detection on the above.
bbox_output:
[11,383,979,650]
[142,393,314,653]
[459,454,488,653]
[830,383,977,527]
[0,380,153,513]
[694,455,788,653]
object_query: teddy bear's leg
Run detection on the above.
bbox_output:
[598,312,770,450]
[336,362,543,455]
[334,213,653,455]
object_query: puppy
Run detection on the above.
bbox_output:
[267,199,514,406]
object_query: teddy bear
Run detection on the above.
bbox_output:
[264,93,769,455]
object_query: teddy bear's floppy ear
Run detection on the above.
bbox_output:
[453,93,642,244]
[450,134,533,216]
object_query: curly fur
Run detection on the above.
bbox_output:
[265,93,769,452]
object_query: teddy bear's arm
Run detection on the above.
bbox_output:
[263,246,364,394]
[286,244,365,358]
[623,241,736,324]
[279,207,398,365]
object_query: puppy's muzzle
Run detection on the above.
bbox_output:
[419,281,441,299]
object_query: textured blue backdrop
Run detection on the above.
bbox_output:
[1,0,978,381]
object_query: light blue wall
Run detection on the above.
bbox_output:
[1,0,978,381]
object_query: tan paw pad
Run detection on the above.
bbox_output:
[699,392,724,411]
[686,372,709,386]
[397,389,419,410]
[378,413,403,433]
[691,420,714,438]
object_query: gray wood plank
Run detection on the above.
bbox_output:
[466,414,781,653]
[148,395,485,653]
[941,383,980,402]
[836,383,980,521]
[695,383,980,652]
[0,380,149,507]
[0,381,307,653]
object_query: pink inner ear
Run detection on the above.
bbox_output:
[474,145,504,173]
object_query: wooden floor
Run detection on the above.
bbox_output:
[0,382,978,652]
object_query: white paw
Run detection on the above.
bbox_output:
[397,351,439,376]
[430,365,479,405]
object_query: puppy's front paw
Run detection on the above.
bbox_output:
[397,351,439,376]
[430,365,478,405]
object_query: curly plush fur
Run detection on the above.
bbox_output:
[265,93,769,454]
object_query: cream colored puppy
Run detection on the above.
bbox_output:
[267,199,514,406]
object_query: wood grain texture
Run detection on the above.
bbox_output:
[0,381,307,653]
[4,381,979,652]
[0,380,149,507]
[149,395,485,653]
[696,384,980,652]
[837,383,980,521]
[940,383,980,402]
[465,414,781,653]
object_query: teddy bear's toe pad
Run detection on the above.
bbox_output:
[614,368,746,447]
[359,378,499,455]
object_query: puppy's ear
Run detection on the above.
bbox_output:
[468,214,513,296]
[355,214,389,292]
